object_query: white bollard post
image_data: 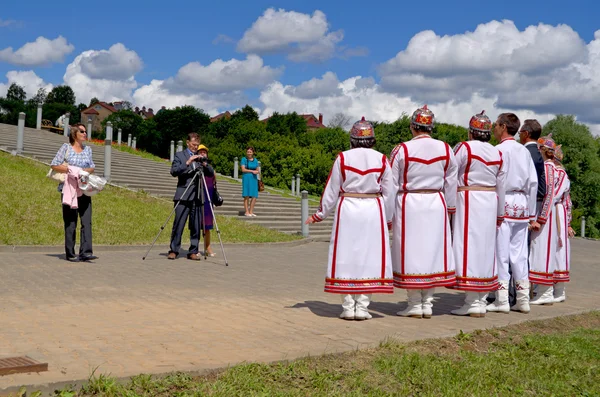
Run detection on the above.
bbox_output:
[291,177,296,196]
[301,190,309,237]
[16,112,25,154]
[36,104,42,130]
[177,140,183,152]
[127,133,132,147]
[63,113,70,137]
[234,157,239,179]
[104,121,113,182]
[117,128,122,145]
[581,216,586,238]
[87,116,92,139]
[296,173,301,197]
[170,140,175,162]
[132,137,137,149]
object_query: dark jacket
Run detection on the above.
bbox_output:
[170,150,215,201]
[525,142,546,204]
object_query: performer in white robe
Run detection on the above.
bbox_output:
[306,117,396,321]
[390,105,458,319]
[450,111,506,317]
[553,145,574,303]
[529,135,559,305]
[487,113,538,314]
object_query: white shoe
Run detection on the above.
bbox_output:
[530,284,554,305]
[340,294,356,320]
[354,294,372,320]
[397,290,423,318]
[421,289,435,319]
[250,213,257,217]
[511,279,531,313]
[486,280,510,313]
[553,283,566,303]
[451,292,484,317]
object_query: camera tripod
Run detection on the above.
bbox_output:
[143,162,229,266]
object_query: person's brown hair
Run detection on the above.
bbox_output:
[521,119,542,140]
[246,146,255,154]
[187,132,200,142]
[497,113,521,136]
[68,123,87,145]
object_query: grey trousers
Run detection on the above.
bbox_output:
[62,194,93,259]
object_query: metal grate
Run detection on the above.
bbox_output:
[0,356,48,376]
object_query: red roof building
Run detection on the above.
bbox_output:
[260,113,326,130]
[210,111,232,122]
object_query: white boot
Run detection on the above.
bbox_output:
[530,284,554,305]
[479,293,489,315]
[340,294,355,320]
[354,294,373,320]
[397,289,423,318]
[421,289,435,319]
[451,292,483,317]
[554,283,566,303]
[486,280,510,313]
[511,279,530,313]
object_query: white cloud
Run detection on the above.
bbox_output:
[63,44,141,105]
[0,70,53,98]
[164,54,282,94]
[78,43,143,80]
[0,19,18,28]
[0,36,74,66]
[283,71,342,99]
[237,8,361,62]
[132,80,243,116]
[258,74,600,136]
[379,20,600,125]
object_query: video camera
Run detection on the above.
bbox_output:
[194,156,209,163]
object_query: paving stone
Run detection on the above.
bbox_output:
[0,238,599,393]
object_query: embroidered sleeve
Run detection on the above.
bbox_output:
[496,152,506,221]
[313,154,342,222]
[566,192,573,227]
[444,144,458,214]
[380,155,397,224]
[537,163,554,224]
[51,143,69,166]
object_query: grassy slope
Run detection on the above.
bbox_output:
[0,152,300,245]
[40,311,600,396]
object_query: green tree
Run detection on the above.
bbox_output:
[89,97,100,106]
[29,87,47,105]
[231,105,259,122]
[46,85,76,106]
[101,110,144,142]
[152,105,211,157]
[6,83,26,102]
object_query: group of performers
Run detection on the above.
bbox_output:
[306,106,574,320]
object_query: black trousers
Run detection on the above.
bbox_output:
[169,200,200,255]
[62,194,93,259]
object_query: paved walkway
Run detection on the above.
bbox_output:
[1,239,599,393]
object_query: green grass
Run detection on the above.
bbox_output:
[0,152,301,245]
[88,140,170,163]
[17,312,600,396]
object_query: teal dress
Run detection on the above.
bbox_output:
[241,157,259,198]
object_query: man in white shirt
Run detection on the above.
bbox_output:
[486,113,538,314]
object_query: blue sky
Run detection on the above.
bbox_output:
[1,0,598,132]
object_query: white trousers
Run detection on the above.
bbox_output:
[496,221,529,282]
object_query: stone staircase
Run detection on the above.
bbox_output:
[0,123,334,240]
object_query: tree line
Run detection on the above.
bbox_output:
[2,83,599,237]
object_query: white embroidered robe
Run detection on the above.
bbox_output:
[390,135,458,289]
[451,140,505,291]
[554,167,572,283]
[312,148,396,294]
[529,160,558,285]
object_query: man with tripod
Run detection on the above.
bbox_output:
[167,133,204,260]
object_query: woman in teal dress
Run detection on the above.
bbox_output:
[241,146,260,216]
